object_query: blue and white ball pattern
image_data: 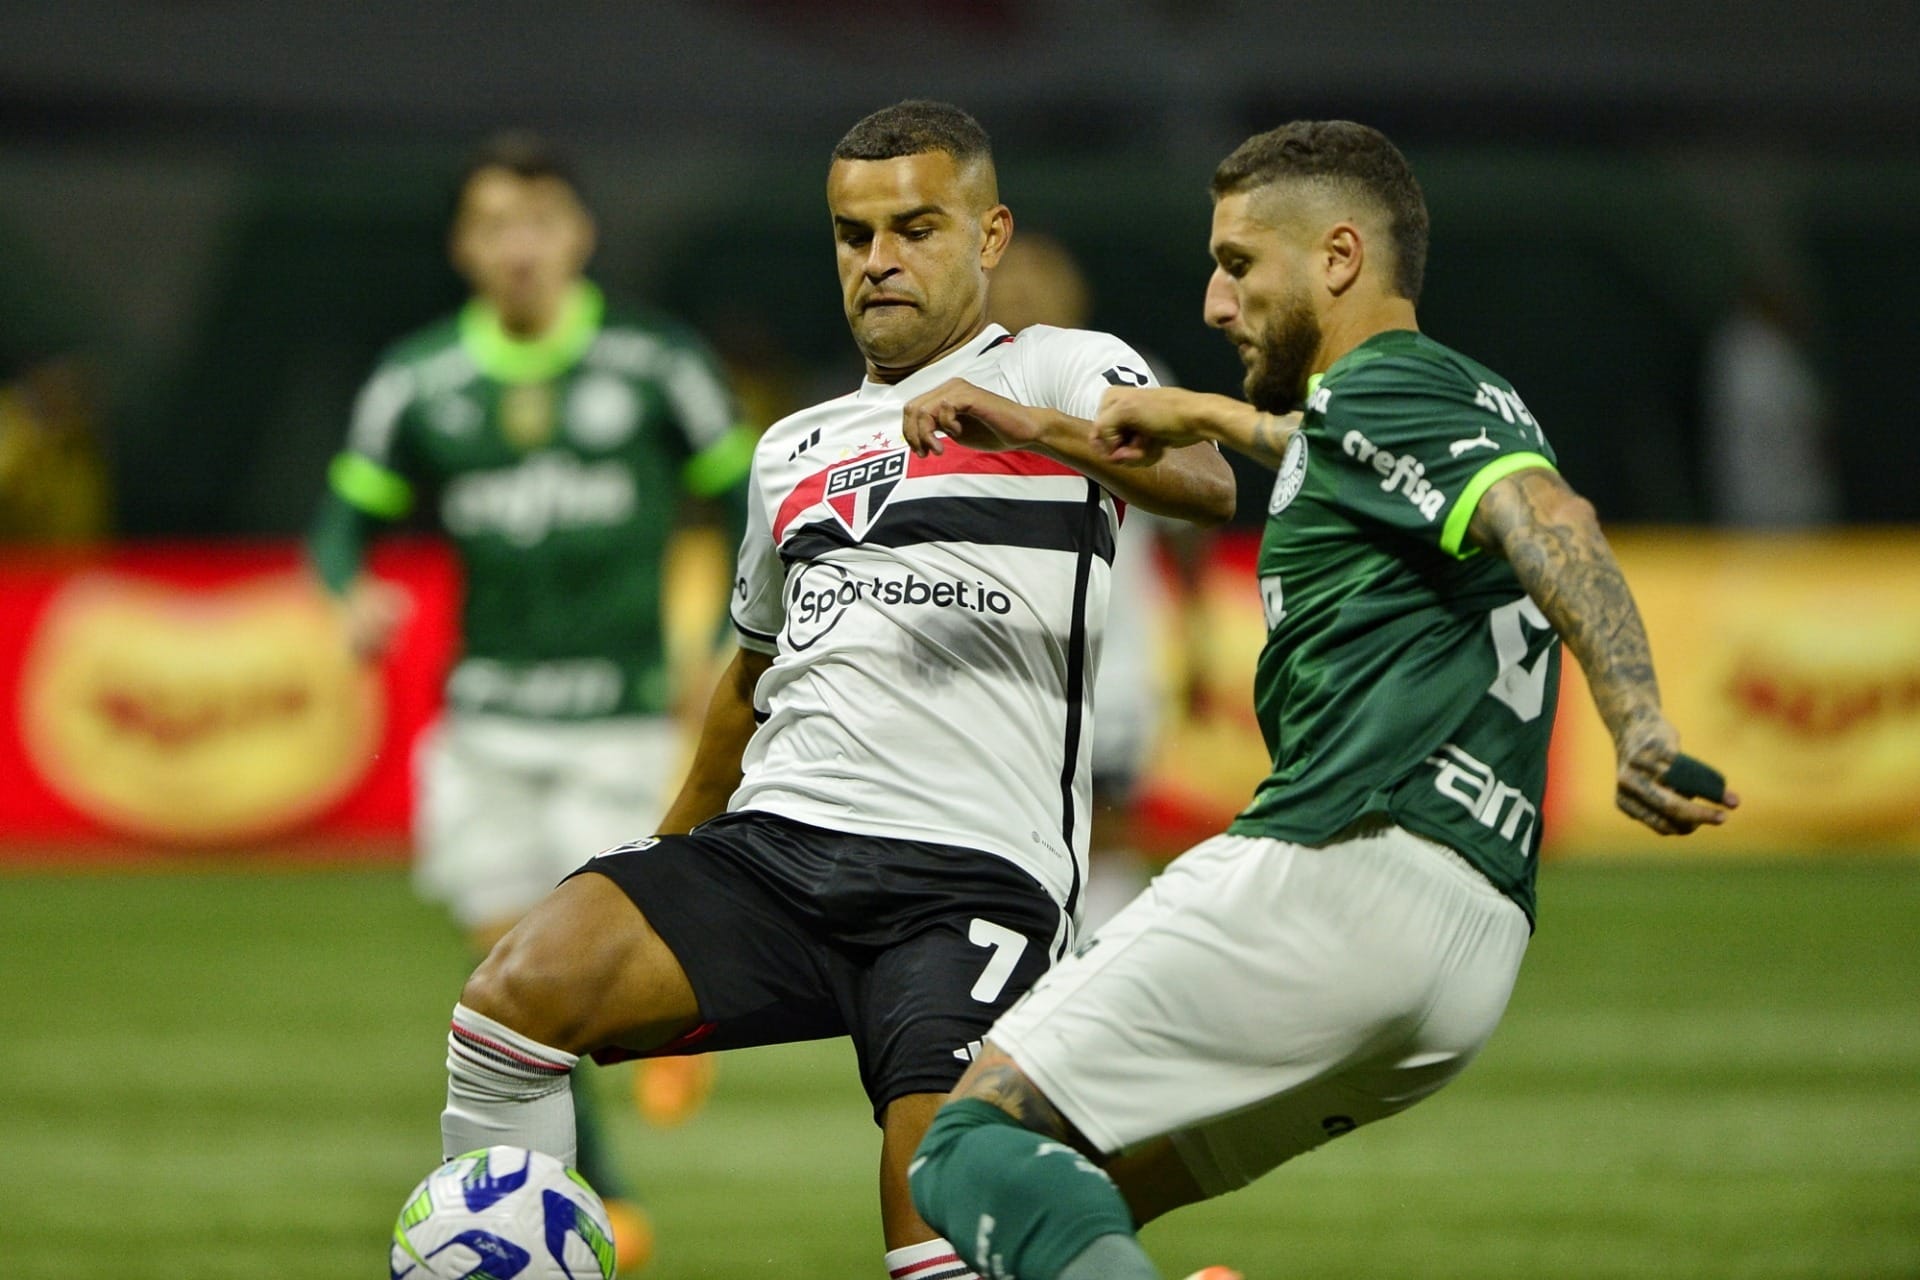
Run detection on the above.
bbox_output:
[390,1146,616,1280]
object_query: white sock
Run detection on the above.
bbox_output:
[885,1237,980,1280]
[443,1002,580,1166]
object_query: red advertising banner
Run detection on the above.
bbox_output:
[6,528,1914,863]
[0,539,456,858]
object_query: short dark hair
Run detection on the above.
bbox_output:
[1212,121,1428,304]
[455,130,586,209]
[832,100,993,166]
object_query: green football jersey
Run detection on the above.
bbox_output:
[1227,329,1561,922]
[328,281,752,720]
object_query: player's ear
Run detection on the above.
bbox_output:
[980,205,1013,271]
[1323,222,1362,297]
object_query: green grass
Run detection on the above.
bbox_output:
[2,858,1917,1278]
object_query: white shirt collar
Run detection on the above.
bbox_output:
[855,325,1010,402]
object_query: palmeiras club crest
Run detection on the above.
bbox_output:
[822,448,908,539]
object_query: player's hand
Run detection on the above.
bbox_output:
[901,378,1048,456]
[1093,386,1209,466]
[340,576,411,663]
[1613,715,1739,835]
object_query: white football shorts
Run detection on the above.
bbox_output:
[413,713,682,929]
[988,817,1530,1196]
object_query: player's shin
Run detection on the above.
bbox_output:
[442,1001,581,1166]
[910,1098,1159,1280]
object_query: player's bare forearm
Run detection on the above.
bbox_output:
[1467,469,1659,746]
[1033,407,1235,526]
[1095,386,1299,470]
[656,647,771,834]
[902,379,1233,525]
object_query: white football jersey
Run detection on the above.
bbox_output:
[728,323,1159,913]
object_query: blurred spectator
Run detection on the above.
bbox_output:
[0,355,111,542]
[0,230,112,543]
[1701,276,1839,527]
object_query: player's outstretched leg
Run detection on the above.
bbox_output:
[910,1097,1159,1280]
[442,872,704,1166]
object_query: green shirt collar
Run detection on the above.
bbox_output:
[459,281,605,384]
[1318,327,1421,388]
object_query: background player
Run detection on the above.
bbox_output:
[308,130,752,1272]
[909,119,1740,1280]
[434,101,1234,1280]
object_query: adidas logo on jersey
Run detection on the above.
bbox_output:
[1341,429,1447,521]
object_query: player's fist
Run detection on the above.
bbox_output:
[1613,715,1739,836]
[901,377,1044,456]
[1094,385,1237,464]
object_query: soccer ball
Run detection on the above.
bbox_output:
[390,1146,617,1280]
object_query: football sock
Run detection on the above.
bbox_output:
[885,1236,981,1280]
[443,1002,580,1167]
[909,1099,1145,1280]
[1058,1234,1161,1280]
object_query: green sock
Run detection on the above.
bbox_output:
[1059,1233,1161,1280]
[910,1098,1144,1280]
[570,1063,633,1203]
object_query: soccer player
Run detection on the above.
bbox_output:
[308,131,752,1271]
[908,120,1742,1280]
[437,101,1235,1280]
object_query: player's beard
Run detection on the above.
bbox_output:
[1242,284,1321,413]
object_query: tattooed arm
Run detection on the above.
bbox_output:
[1467,467,1737,834]
[1091,386,1301,468]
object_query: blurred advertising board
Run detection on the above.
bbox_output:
[5,528,1912,862]
[1135,528,1920,859]
[1547,530,1920,856]
[0,540,455,858]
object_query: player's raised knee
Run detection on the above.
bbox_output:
[459,876,631,1050]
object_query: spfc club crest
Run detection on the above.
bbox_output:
[822,448,907,539]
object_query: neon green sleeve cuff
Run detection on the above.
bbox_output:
[1440,451,1556,558]
[680,424,757,498]
[329,452,414,519]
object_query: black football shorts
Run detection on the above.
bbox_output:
[575,810,1066,1118]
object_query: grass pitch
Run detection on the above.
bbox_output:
[2,857,1915,1278]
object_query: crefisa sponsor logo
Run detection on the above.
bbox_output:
[1341,429,1447,521]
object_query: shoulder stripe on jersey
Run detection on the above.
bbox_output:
[1439,450,1557,559]
[773,446,1081,544]
[779,494,1116,565]
[983,332,1016,351]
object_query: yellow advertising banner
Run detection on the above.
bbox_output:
[1549,530,1920,856]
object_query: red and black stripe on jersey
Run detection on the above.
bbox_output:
[772,443,1118,565]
